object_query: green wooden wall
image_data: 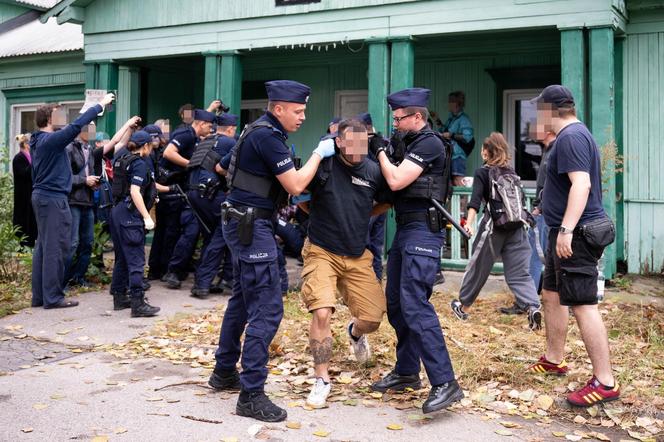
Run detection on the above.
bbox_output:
[0,53,85,156]
[623,11,664,273]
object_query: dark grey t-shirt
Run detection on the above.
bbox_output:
[307,155,387,257]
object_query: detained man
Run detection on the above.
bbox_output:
[298,119,390,408]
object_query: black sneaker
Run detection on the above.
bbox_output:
[528,307,543,331]
[208,369,241,391]
[163,272,181,289]
[209,279,232,294]
[131,297,160,317]
[450,299,468,321]
[236,390,287,422]
[422,380,464,414]
[499,303,526,315]
[371,370,422,393]
[191,287,211,299]
[142,278,151,291]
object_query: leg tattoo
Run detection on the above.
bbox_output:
[310,337,333,365]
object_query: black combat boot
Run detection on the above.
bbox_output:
[236,390,287,422]
[422,380,464,414]
[208,368,241,391]
[190,287,211,299]
[111,290,131,310]
[130,291,160,318]
[163,272,181,289]
[371,370,422,393]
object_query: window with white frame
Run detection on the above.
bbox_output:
[502,89,543,187]
[9,101,84,160]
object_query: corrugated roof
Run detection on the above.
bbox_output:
[15,0,62,9]
[0,16,82,58]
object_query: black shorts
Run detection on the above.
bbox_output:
[542,228,604,306]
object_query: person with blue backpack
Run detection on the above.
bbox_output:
[449,132,542,331]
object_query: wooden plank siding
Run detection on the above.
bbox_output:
[80,0,621,61]
[622,26,664,273]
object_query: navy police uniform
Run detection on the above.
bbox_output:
[31,104,103,308]
[162,109,216,282]
[109,131,157,306]
[191,114,238,292]
[213,81,310,400]
[382,89,457,389]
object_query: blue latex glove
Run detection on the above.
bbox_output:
[313,138,335,159]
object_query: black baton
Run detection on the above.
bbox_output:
[174,184,212,235]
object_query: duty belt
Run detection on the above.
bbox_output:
[395,211,429,225]
[224,203,274,221]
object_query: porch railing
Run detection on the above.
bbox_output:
[442,186,537,273]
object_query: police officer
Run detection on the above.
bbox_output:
[369,88,463,414]
[30,93,114,309]
[207,80,335,422]
[158,108,217,288]
[189,113,238,298]
[109,131,161,317]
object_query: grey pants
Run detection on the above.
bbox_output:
[459,215,540,310]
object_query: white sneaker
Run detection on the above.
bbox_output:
[306,377,331,409]
[347,320,371,364]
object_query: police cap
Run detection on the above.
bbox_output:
[265,80,311,104]
[387,88,431,110]
[193,109,216,122]
[216,113,238,126]
[129,130,152,146]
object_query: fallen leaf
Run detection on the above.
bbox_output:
[33,403,48,410]
[114,427,128,434]
[286,421,302,429]
[565,435,582,441]
[500,421,522,429]
[221,438,238,442]
[337,376,352,384]
[146,396,163,402]
[386,423,403,430]
[91,436,108,442]
[21,428,33,433]
[591,432,611,441]
[343,399,358,406]
[182,303,193,308]
[50,394,66,400]
[535,394,554,411]
[313,429,331,437]
[573,415,587,424]
[552,431,566,437]
[627,430,656,442]
[494,429,513,436]
[370,392,383,399]
[489,326,505,335]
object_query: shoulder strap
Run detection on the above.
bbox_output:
[318,157,334,187]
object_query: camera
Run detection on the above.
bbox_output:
[216,99,231,113]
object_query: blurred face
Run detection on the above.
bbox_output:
[50,106,67,128]
[217,125,237,137]
[448,100,461,114]
[337,128,368,164]
[79,124,95,143]
[273,102,306,133]
[181,109,194,124]
[534,103,557,139]
[392,108,424,133]
[328,123,339,134]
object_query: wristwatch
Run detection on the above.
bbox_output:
[559,225,573,234]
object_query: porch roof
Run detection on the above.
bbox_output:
[0,16,82,58]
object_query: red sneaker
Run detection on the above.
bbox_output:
[567,376,620,407]
[528,356,569,376]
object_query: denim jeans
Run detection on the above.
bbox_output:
[528,214,549,293]
[65,205,95,284]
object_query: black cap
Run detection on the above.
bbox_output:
[531,85,575,108]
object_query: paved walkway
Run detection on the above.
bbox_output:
[0,266,586,441]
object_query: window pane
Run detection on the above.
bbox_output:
[20,111,36,134]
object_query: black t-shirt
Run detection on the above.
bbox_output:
[307,155,387,257]
[542,122,605,227]
[227,112,294,211]
[158,125,197,173]
[394,131,446,214]
[468,166,490,213]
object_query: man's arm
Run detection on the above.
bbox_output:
[49,94,114,150]
[556,171,591,258]
[162,143,189,168]
[370,202,391,216]
[376,151,423,191]
[104,116,141,156]
[276,153,323,196]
